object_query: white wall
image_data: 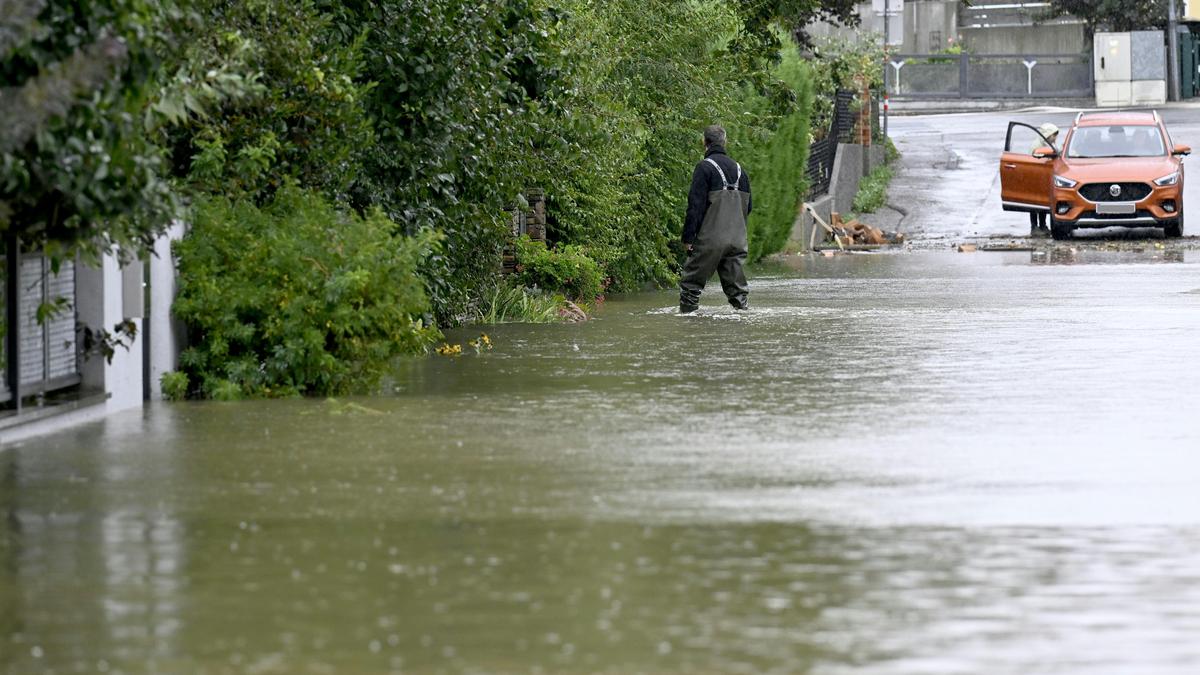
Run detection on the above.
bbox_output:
[80,252,144,413]
[147,222,187,400]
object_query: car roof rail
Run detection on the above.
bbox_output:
[1075,112,1085,124]
[1153,109,1160,122]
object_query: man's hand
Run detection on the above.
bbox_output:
[685,243,694,253]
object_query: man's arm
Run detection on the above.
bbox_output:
[682,163,708,244]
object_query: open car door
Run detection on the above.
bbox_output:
[1000,122,1055,214]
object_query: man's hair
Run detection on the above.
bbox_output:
[703,125,726,147]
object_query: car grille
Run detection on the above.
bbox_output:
[1079,182,1152,202]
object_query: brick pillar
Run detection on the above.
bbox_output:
[858,81,872,147]
[526,189,546,242]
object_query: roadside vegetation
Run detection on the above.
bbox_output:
[850,138,902,221]
[3,0,864,399]
[853,165,895,214]
[745,41,816,261]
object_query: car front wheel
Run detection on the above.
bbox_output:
[1050,218,1074,241]
[1163,213,1184,238]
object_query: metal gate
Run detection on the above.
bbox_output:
[2,246,81,410]
[1180,30,1200,99]
[888,52,1093,98]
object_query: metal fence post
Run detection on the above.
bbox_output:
[1169,0,1182,101]
[5,233,20,413]
[959,52,969,98]
[882,0,890,139]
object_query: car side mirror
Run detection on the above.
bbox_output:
[1032,146,1058,159]
[1173,144,1191,156]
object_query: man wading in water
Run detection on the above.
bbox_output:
[679,124,752,314]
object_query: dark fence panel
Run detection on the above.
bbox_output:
[806,89,857,198]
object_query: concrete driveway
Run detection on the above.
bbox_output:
[886,105,1200,244]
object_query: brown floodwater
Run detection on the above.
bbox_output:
[3,251,1200,674]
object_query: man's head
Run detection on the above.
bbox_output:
[1038,122,1059,144]
[704,125,727,148]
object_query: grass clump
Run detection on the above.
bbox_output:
[159,371,189,401]
[852,164,894,214]
[476,285,569,324]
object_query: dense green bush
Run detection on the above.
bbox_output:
[514,236,604,303]
[331,1,556,323]
[162,0,373,203]
[1,0,182,257]
[745,42,814,261]
[159,371,189,401]
[172,186,440,399]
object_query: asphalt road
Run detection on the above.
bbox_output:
[886,104,1200,243]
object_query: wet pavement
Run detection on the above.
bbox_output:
[5,251,1200,673]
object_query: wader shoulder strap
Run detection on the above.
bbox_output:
[704,158,742,191]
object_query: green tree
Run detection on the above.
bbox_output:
[326,0,555,323]
[0,0,181,256]
[1040,0,1179,35]
[732,0,861,87]
[745,44,814,261]
[160,0,373,203]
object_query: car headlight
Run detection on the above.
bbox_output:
[1154,171,1180,187]
[1053,175,1078,189]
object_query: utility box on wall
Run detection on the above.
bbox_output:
[1094,31,1166,107]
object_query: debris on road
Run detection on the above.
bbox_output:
[803,203,845,252]
[827,213,906,248]
[981,244,1036,252]
[957,243,978,253]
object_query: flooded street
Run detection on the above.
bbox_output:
[5,251,1200,673]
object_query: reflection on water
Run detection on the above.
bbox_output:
[1031,246,1188,266]
[2,423,187,673]
[4,252,1200,673]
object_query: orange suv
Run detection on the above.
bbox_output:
[1000,111,1190,240]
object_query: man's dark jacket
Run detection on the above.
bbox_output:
[682,145,752,244]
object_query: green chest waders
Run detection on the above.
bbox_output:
[680,158,750,312]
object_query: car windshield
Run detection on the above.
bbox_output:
[1067,124,1165,158]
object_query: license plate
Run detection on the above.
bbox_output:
[1096,202,1136,215]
